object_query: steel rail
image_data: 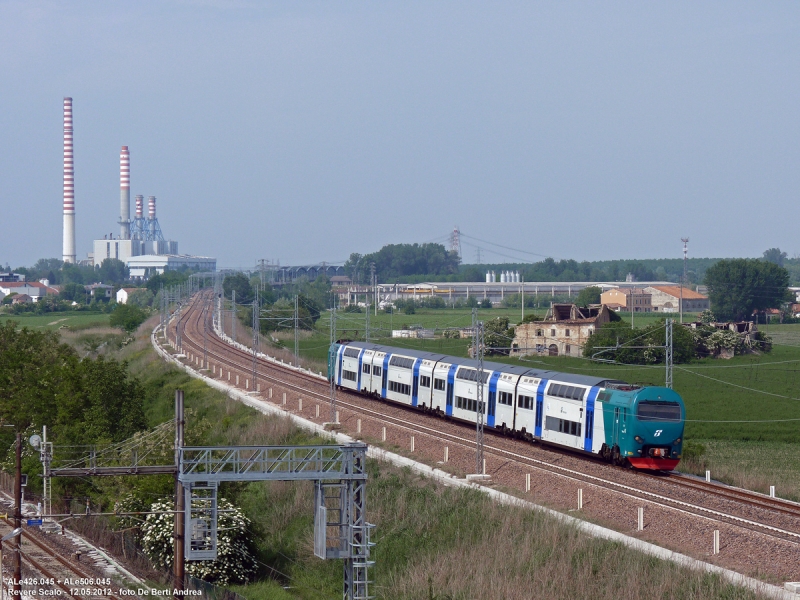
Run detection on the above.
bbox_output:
[170,292,800,542]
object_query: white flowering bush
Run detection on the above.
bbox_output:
[141,497,257,585]
[705,329,743,354]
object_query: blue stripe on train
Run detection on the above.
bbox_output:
[535,379,547,437]
[487,371,500,427]
[357,350,363,391]
[446,364,457,416]
[381,354,391,398]
[583,386,599,451]
[412,359,421,407]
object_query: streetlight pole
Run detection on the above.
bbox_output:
[13,433,21,600]
[0,528,22,600]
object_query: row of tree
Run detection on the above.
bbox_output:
[0,322,147,483]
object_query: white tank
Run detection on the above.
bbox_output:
[515,271,520,282]
[492,271,496,282]
[501,271,507,283]
[486,271,491,283]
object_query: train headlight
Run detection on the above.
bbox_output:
[634,436,643,443]
[673,438,681,445]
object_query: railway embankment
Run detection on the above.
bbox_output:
[151,294,800,599]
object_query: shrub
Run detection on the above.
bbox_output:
[141,497,257,585]
[110,303,149,333]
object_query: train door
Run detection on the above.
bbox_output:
[487,372,500,427]
[412,359,421,407]
[446,364,457,416]
[613,407,620,447]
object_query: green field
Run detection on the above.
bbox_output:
[0,311,110,331]
[274,309,800,496]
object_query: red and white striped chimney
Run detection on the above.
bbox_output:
[135,195,144,218]
[119,146,130,239]
[62,97,76,263]
[147,196,156,237]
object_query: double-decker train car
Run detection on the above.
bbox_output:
[329,341,685,470]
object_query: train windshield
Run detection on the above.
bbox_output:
[636,400,682,422]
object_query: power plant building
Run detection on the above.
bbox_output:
[59,98,215,277]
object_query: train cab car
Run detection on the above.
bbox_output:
[597,385,685,470]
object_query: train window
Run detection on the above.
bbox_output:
[362,364,371,374]
[434,378,446,391]
[373,365,382,376]
[637,401,681,422]
[342,370,357,382]
[571,387,584,400]
[389,356,414,369]
[344,348,361,358]
[498,391,513,406]
[457,368,489,383]
[388,380,411,395]
[547,416,582,436]
[517,394,533,410]
[456,396,485,413]
[420,375,431,388]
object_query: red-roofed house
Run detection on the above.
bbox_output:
[0,281,59,303]
[644,286,710,313]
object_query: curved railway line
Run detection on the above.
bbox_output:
[165,291,800,580]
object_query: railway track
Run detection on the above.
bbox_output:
[167,291,800,546]
[0,518,121,600]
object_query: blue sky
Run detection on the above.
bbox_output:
[2,1,799,269]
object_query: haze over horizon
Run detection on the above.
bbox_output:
[2,2,799,269]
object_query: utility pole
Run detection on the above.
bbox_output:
[472,309,485,475]
[13,432,21,600]
[252,288,259,389]
[371,263,377,317]
[173,391,185,597]
[521,277,524,323]
[365,297,370,343]
[232,290,236,342]
[680,238,689,324]
[330,300,337,423]
[294,295,299,362]
[665,318,673,389]
[203,294,208,369]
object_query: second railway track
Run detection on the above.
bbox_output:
[166,291,800,560]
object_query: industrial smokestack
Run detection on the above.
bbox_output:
[135,195,143,218]
[148,196,156,236]
[62,97,76,263]
[119,146,130,239]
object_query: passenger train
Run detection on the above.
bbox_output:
[329,341,685,470]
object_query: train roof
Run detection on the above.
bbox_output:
[341,341,624,388]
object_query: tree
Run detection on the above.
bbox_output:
[59,282,86,303]
[704,259,791,321]
[583,321,696,365]
[576,286,602,306]
[110,303,149,333]
[97,258,128,284]
[479,298,493,309]
[127,288,154,308]
[145,270,190,295]
[762,248,787,267]
[484,317,514,355]
[223,273,253,304]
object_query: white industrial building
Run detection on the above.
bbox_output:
[127,255,217,278]
[84,144,214,277]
